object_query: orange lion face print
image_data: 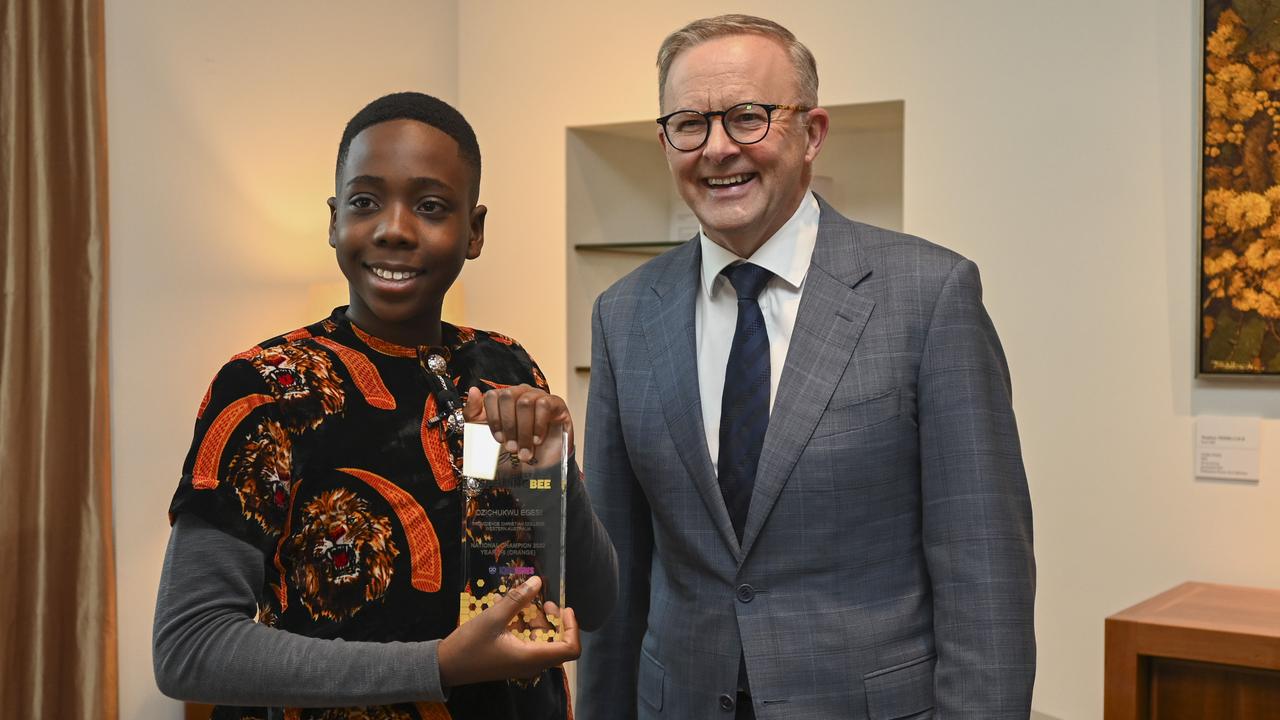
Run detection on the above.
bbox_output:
[288,488,399,622]
[251,344,345,431]
[227,418,293,534]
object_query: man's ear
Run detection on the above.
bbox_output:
[803,107,830,163]
[327,197,338,248]
[467,204,487,260]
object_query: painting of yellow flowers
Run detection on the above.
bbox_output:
[1201,0,1280,375]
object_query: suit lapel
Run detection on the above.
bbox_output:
[641,240,743,557]
[740,203,875,556]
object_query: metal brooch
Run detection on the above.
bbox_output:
[426,353,448,376]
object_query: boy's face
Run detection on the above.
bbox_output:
[328,119,484,344]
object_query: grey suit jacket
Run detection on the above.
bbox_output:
[576,200,1035,720]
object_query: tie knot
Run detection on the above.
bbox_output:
[721,262,773,300]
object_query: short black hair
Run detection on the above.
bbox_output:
[335,91,482,201]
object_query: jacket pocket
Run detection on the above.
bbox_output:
[639,647,665,712]
[811,387,901,439]
[863,653,935,719]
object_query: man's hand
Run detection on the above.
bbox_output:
[464,385,575,462]
[437,576,581,687]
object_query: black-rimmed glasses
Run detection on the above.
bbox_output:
[656,102,811,152]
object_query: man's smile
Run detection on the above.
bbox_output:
[704,172,756,188]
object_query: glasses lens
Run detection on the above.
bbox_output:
[665,111,709,150]
[725,103,771,144]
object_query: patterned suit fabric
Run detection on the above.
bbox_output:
[576,199,1035,720]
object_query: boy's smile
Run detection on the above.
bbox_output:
[363,260,426,295]
[328,118,485,347]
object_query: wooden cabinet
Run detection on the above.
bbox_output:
[1105,582,1280,719]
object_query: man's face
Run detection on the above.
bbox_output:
[660,34,827,257]
[328,119,484,344]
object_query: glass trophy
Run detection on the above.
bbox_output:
[458,421,567,642]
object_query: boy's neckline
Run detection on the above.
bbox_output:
[328,306,466,359]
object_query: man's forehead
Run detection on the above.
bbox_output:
[662,34,795,110]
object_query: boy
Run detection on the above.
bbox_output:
[154,92,618,719]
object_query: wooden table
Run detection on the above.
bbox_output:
[1105,581,1280,719]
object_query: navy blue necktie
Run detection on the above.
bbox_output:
[718,262,773,542]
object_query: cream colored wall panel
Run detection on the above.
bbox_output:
[105,3,459,717]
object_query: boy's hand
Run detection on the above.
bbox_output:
[464,385,574,462]
[437,577,581,687]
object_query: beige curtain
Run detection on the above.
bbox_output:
[0,0,118,717]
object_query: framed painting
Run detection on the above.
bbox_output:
[1200,0,1280,376]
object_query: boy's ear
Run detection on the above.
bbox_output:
[466,204,487,260]
[327,197,338,248]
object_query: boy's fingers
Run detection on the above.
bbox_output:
[531,398,552,449]
[463,387,486,422]
[527,642,580,666]
[554,607,581,658]
[542,406,572,452]
[516,392,538,460]
[516,607,580,665]
[483,389,504,443]
[496,388,519,451]
[493,576,541,623]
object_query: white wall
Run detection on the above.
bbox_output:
[105,3,459,716]
[457,2,1280,718]
[105,2,1280,718]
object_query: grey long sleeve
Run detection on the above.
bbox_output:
[154,458,616,707]
[152,513,447,707]
[563,457,620,631]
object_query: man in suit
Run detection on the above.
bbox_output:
[577,14,1035,720]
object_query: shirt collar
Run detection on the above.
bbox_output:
[699,191,820,298]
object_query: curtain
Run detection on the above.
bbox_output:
[0,0,118,717]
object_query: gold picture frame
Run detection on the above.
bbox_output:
[1199,0,1280,376]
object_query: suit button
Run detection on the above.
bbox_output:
[736,583,755,603]
[719,693,735,711]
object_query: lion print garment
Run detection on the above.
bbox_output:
[169,309,568,720]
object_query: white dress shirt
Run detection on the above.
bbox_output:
[696,191,820,470]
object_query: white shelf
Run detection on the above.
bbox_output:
[573,241,680,255]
